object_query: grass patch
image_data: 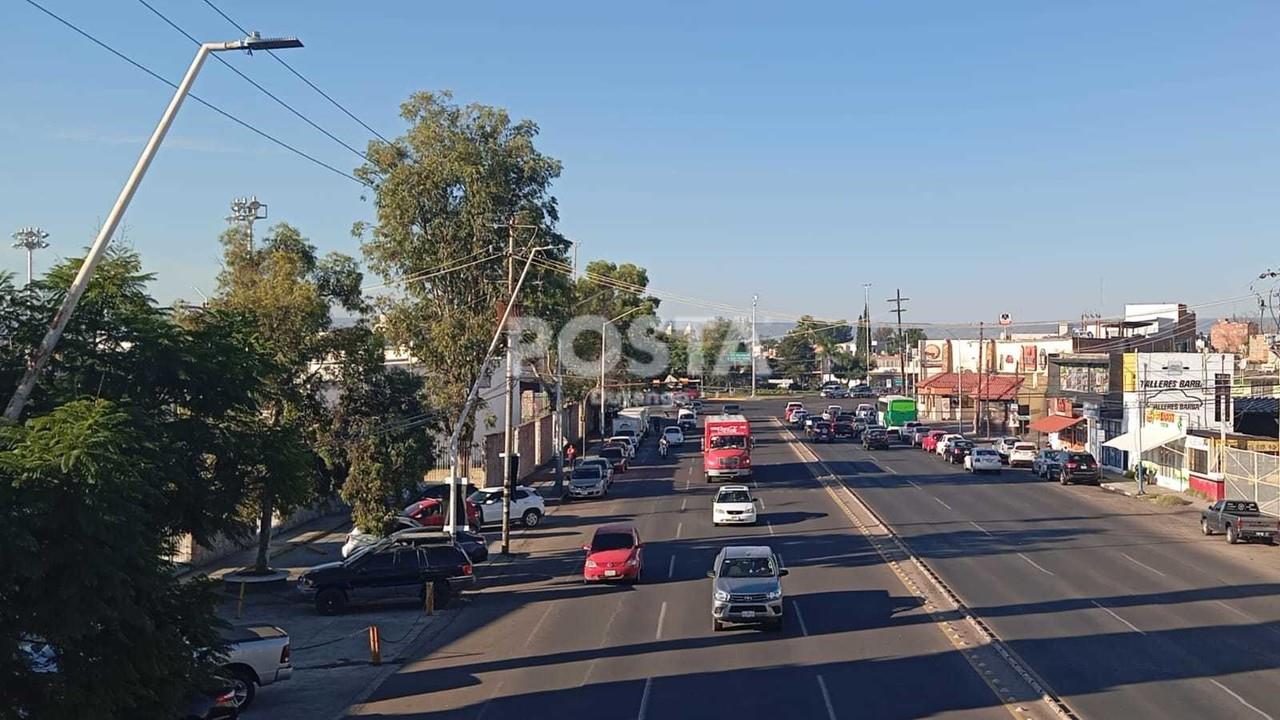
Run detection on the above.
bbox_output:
[1152,494,1191,507]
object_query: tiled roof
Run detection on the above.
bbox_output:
[917,373,1025,401]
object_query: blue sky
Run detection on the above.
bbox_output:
[3,1,1277,329]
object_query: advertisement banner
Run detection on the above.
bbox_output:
[922,340,946,368]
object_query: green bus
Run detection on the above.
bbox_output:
[877,395,918,428]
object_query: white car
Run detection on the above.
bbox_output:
[964,447,1002,473]
[576,456,614,486]
[855,403,875,420]
[936,434,964,456]
[469,486,546,527]
[1008,442,1038,468]
[712,485,758,526]
[607,435,637,458]
[663,425,686,446]
[993,437,1021,459]
[342,516,421,558]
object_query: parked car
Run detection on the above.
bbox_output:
[964,447,1002,474]
[583,523,644,583]
[935,433,964,457]
[909,425,932,446]
[576,456,614,486]
[784,402,804,422]
[343,516,422,558]
[849,384,874,398]
[663,425,686,446]
[993,437,1022,461]
[469,486,546,527]
[820,383,848,399]
[384,527,490,564]
[414,481,480,505]
[708,545,788,631]
[1201,500,1279,544]
[863,427,889,450]
[1055,452,1101,485]
[567,465,608,499]
[945,439,975,464]
[1032,449,1067,478]
[1008,442,1038,468]
[180,676,239,720]
[599,446,629,473]
[401,498,480,532]
[606,435,637,458]
[712,485,758,526]
[811,420,834,443]
[921,430,948,452]
[298,543,474,615]
[218,626,292,711]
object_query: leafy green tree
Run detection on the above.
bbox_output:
[357,91,571,448]
[213,222,365,573]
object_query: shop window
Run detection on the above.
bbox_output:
[1188,448,1209,475]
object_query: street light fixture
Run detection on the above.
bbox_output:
[11,227,50,286]
[600,306,646,438]
[4,32,302,422]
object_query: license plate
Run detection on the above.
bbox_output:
[740,611,756,618]
[604,570,617,577]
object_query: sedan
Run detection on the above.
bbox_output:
[964,447,1002,473]
[921,430,947,452]
[1032,449,1065,478]
[712,485,758,526]
[599,446,629,474]
[935,434,965,456]
[663,425,686,446]
[945,440,975,464]
[583,523,643,583]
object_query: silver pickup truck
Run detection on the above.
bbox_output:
[1201,500,1278,545]
[219,625,292,711]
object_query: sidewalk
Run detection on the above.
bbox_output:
[1097,468,1212,511]
[177,510,353,582]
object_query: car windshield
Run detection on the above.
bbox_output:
[571,468,602,480]
[601,448,623,459]
[1015,443,1036,451]
[592,533,634,551]
[719,556,776,577]
[717,490,752,503]
[710,436,747,449]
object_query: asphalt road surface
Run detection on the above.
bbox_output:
[783,395,1280,720]
[347,400,1008,720]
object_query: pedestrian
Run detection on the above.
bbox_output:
[564,442,576,465]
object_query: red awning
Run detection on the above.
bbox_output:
[1028,415,1085,433]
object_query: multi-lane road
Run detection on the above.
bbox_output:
[347,397,1280,720]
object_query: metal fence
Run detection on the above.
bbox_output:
[1223,446,1280,518]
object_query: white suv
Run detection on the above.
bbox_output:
[1008,442,1038,468]
[936,434,964,456]
[607,435,637,458]
[470,487,546,527]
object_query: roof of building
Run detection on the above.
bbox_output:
[916,373,1024,401]
[1028,414,1086,433]
[1234,396,1279,415]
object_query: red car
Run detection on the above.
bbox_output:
[402,498,481,531]
[582,523,643,583]
[921,430,948,453]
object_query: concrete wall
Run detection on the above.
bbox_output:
[481,402,582,487]
[172,497,347,569]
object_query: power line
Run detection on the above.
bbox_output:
[360,250,503,293]
[198,0,392,145]
[134,0,370,164]
[20,0,368,187]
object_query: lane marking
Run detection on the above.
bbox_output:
[667,555,676,579]
[1121,552,1167,577]
[933,496,953,511]
[756,495,765,509]
[969,521,994,537]
[879,461,899,474]
[906,479,924,490]
[794,601,809,636]
[816,674,837,720]
[680,497,687,512]
[766,520,775,536]
[1091,600,1146,635]
[1016,552,1054,576]
[655,601,667,640]
[522,604,554,649]
[1210,679,1275,720]
[676,522,683,539]
[474,680,505,720]
[638,677,653,720]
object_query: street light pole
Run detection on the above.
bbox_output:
[862,283,872,384]
[11,227,50,286]
[600,306,644,443]
[750,294,758,398]
[3,32,302,423]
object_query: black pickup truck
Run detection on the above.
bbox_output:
[1201,500,1278,545]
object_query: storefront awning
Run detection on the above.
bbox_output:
[1028,415,1085,433]
[1102,425,1183,455]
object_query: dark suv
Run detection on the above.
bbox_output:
[945,440,975,465]
[1056,452,1101,485]
[811,421,834,443]
[298,543,475,615]
[862,428,889,450]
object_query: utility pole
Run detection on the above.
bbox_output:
[227,196,268,250]
[501,220,517,555]
[11,227,50,286]
[750,294,758,398]
[862,284,872,383]
[887,290,909,393]
[974,321,985,435]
